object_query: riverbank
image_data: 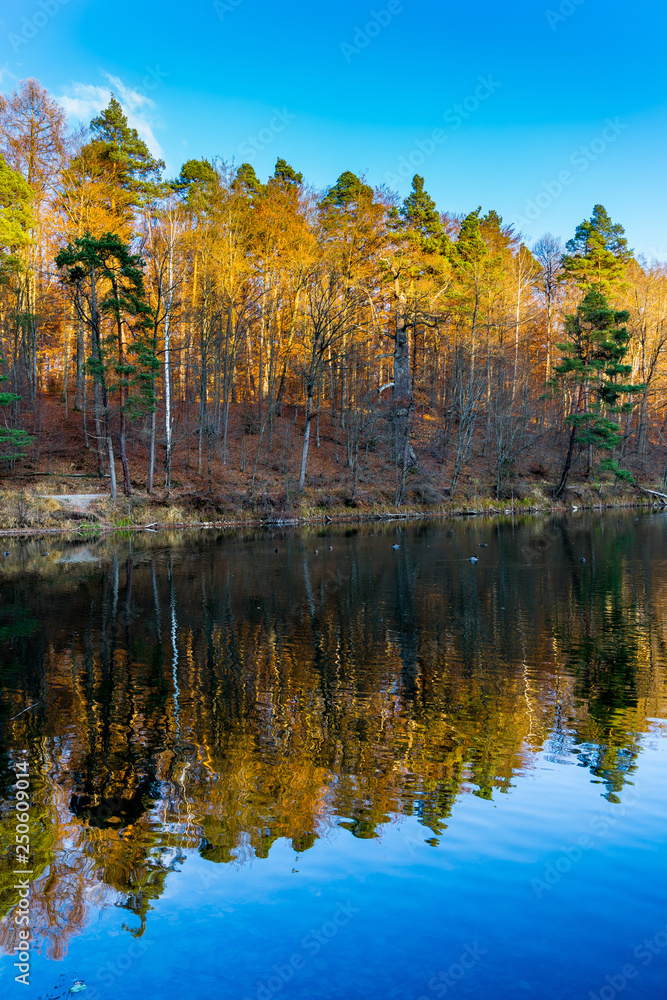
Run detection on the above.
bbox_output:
[0,478,661,536]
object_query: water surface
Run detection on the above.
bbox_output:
[1,513,666,999]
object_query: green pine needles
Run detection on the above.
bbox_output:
[552,287,645,496]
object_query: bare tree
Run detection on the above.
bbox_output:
[144,198,183,492]
[297,267,358,492]
[533,233,563,381]
[489,354,534,498]
[450,345,485,495]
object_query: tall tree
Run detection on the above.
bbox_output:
[321,170,373,212]
[55,233,156,498]
[78,96,164,228]
[232,162,265,198]
[296,266,358,491]
[272,158,303,187]
[399,173,447,254]
[533,233,563,380]
[448,207,488,364]
[552,288,644,497]
[0,365,33,468]
[0,78,66,194]
[561,205,633,293]
[0,79,67,399]
[0,154,33,278]
[382,176,451,499]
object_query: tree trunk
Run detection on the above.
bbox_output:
[93,380,105,475]
[75,309,84,411]
[393,310,412,463]
[62,300,69,418]
[395,402,414,505]
[555,424,577,498]
[164,246,174,492]
[298,385,314,492]
[119,410,131,496]
[148,408,156,494]
[108,436,117,500]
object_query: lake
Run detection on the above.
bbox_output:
[1,512,666,1000]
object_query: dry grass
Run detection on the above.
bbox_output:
[0,482,652,537]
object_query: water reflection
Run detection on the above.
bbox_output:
[0,513,666,961]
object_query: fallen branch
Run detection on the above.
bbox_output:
[638,487,667,504]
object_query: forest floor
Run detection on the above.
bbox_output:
[0,395,663,534]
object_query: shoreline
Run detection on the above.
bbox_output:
[0,491,658,538]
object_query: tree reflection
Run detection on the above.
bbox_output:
[0,515,665,956]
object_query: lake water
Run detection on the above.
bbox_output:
[1,513,666,1000]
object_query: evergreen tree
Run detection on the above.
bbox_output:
[320,170,373,211]
[232,162,265,198]
[272,158,303,187]
[452,207,488,266]
[55,233,156,498]
[447,207,488,355]
[172,158,219,213]
[480,209,516,255]
[552,287,644,496]
[0,366,33,467]
[561,204,633,292]
[76,95,164,225]
[399,174,447,254]
[173,157,217,191]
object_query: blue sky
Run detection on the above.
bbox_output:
[2,0,666,256]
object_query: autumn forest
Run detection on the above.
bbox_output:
[1,77,666,518]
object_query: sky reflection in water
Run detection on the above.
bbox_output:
[0,512,666,999]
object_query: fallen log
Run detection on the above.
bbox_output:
[638,487,667,503]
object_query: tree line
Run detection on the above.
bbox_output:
[1,78,666,503]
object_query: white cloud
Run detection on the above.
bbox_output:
[0,64,18,88]
[58,72,164,160]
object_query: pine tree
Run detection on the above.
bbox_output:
[172,158,219,217]
[552,287,644,496]
[232,162,265,198]
[173,158,217,191]
[55,233,156,498]
[76,95,164,227]
[399,174,447,254]
[452,207,488,266]
[272,158,303,187]
[320,170,373,211]
[447,207,488,359]
[0,367,33,466]
[561,204,633,292]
